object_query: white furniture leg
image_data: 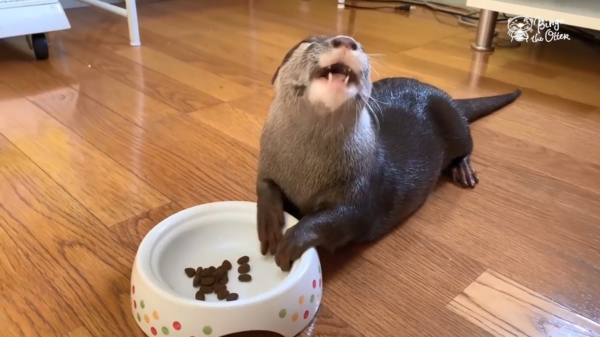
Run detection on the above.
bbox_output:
[76,0,141,46]
[125,0,140,46]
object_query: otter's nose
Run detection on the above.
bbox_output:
[331,36,358,51]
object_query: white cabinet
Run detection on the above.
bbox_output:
[0,0,71,60]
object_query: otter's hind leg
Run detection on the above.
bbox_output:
[448,155,479,188]
[431,97,480,188]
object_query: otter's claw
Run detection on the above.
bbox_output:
[450,156,478,188]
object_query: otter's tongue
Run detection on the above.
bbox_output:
[328,72,348,83]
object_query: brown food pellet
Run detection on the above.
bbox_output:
[218,276,229,285]
[214,267,227,279]
[226,293,239,301]
[200,268,211,277]
[192,274,203,287]
[214,284,227,292]
[184,268,196,278]
[208,266,216,274]
[196,267,203,275]
[201,277,215,286]
[200,285,213,294]
[237,263,250,274]
[217,290,230,300]
[238,274,252,282]
[237,256,249,265]
[222,260,232,270]
[195,291,205,301]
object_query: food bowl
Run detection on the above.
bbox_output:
[130,201,323,337]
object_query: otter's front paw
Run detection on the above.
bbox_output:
[257,201,284,256]
[275,225,320,272]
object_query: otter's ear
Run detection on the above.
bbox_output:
[271,35,325,85]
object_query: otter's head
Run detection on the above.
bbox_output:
[271,35,372,114]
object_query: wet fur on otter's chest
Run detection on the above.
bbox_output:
[258,110,377,216]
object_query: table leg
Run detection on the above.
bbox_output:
[471,9,498,52]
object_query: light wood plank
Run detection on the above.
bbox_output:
[0,140,143,336]
[448,270,600,337]
[114,46,256,102]
[0,86,169,225]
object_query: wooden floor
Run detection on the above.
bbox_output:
[2,0,600,336]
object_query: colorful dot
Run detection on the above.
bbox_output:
[161,327,170,335]
[319,279,322,288]
[299,295,304,305]
[278,309,287,318]
[144,314,150,323]
[203,326,213,335]
[172,321,181,331]
[136,313,141,322]
[304,310,309,319]
[153,311,159,320]
[312,280,316,289]
[140,300,145,309]
[291,312,299,322]
[132,285,136,294]
[150,327,157,336]
[310,295,315,303]
[133,300,137,309]
[318,265,321,274]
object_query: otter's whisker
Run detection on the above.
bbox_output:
[362,95,380,132]
[370,64,381,80]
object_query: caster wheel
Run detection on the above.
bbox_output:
[31,33,49,60]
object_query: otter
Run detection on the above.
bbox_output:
[256,35,521,271]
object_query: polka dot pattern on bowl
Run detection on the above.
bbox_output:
[277,263,323,323]
[131,284,213,336]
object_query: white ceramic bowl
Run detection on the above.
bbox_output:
[130,201,323,337]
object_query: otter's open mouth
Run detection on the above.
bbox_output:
[315,63,359,85]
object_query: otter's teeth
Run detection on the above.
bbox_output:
[344,75,349,84]
[328,72,333,82]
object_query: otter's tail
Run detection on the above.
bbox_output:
[454,89,522,123]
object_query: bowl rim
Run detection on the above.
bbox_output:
[134,200,315,308]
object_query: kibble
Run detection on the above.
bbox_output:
[214,267,227,279]
[222,260,232,270]
[185,256,252,302]
[192,274,203,288]
[184,268,196,278]
[200,285,213,294]
[226,293,239,301]
[201,277,215,286]
[195,291,205,301]
[237,263,250,274]
[217,290,230,300]
[238,274,252,282]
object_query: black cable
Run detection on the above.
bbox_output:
[559,25,600,49]
[342,3,414,11]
